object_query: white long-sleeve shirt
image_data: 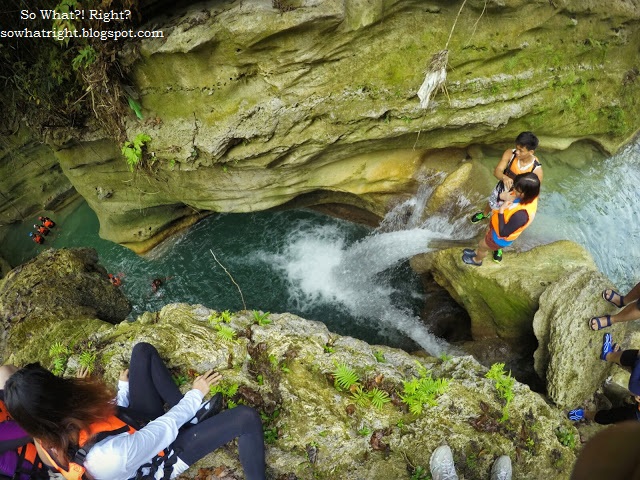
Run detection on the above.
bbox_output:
[83,381,203,480]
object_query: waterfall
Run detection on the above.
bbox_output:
[271,175,458,356]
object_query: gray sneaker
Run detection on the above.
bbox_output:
[490,455,512,480]
[429,445,459,480]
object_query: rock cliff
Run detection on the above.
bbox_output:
[2,0,639,250]
[0,248,579,479]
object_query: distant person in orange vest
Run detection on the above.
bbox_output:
[38,217,55,229]
[462,172,540,266]
[108,273,123,287]
[28,232,44,245]
[33,224,49,236]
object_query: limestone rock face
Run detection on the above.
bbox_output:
[417,240,598,340]
[22,0,639,249]
[0,248,131,361]
[0,125,76,226]
[533,268,629,408]
[1,248,579,479]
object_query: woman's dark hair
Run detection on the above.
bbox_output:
[513,172,540,204]
[4,364,115,463]
[515,131,539,151]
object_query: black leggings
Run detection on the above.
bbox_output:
[594,404,639,424]
[128,343,266,480]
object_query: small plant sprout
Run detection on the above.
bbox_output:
[218,310,233,323]
[373,350,386,363]
[253,310,271,326]
[323,344,335,354]
[485,363,515,422]
[439,353,452,362]
[357,426,372,437]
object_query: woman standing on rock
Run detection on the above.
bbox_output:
[3,342,266,480]
[462,172,541,266]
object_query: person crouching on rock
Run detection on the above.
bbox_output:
[462,172,540,266]
[4,343,267,480]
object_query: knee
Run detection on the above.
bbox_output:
[235,406,263,432]
[132,342,156,357]
[0,365,18,389]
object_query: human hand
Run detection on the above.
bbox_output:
[76,366,90,379]
[503,177,513,190]
[192,370,222,395]
[119,369,129,382]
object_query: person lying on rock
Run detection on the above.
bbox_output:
[462,172,540,267]
[469,131,543,263]
[4,342,267,480]
[590,281,640,330]
[568,333,640,424]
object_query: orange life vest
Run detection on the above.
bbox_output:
[490,198,538,242]
[41,414,168,480]
[503,150,541,180]
[39,416,134,480]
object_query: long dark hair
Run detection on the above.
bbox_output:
[513,172,540,204]
[4,364,116,463]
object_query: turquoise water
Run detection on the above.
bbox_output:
[2,203,425,351]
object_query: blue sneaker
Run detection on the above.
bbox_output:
[568,408,584,421]
[601,332,613,361]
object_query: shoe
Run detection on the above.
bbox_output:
[463,248,475,255]
[194,393,223,423]
[568,408,584,421]
[462,251,482,266]
[470,212,485,224]
[430,445,459,480]
[600,332,613,361]
[493,249,503,263]
[490,456,512,480]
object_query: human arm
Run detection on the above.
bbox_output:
[84,371,221,479]
[116,369,130,408]
[497,204,529,238]
[493,149,516,189]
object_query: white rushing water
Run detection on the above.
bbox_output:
[269,176,458,356]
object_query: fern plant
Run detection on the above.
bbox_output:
[333,363,360,391]
[485,363,515,422]
[351,385,369,407]
[368,387,391,410]
[121,133,151,172]
[215,324,236,342]
[400,362,450,415]
[78,351,97,373]
[49,342,70,376]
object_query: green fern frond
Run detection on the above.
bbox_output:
[333,363,360,391]
[49,341,69,357]
[351,385,369,407]
[216,324,236,342]
[368,388,391,410]
[78,351,97,371]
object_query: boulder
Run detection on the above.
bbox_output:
[418,240,598,340]
[0,248,131,363]
[535,268,630,408]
